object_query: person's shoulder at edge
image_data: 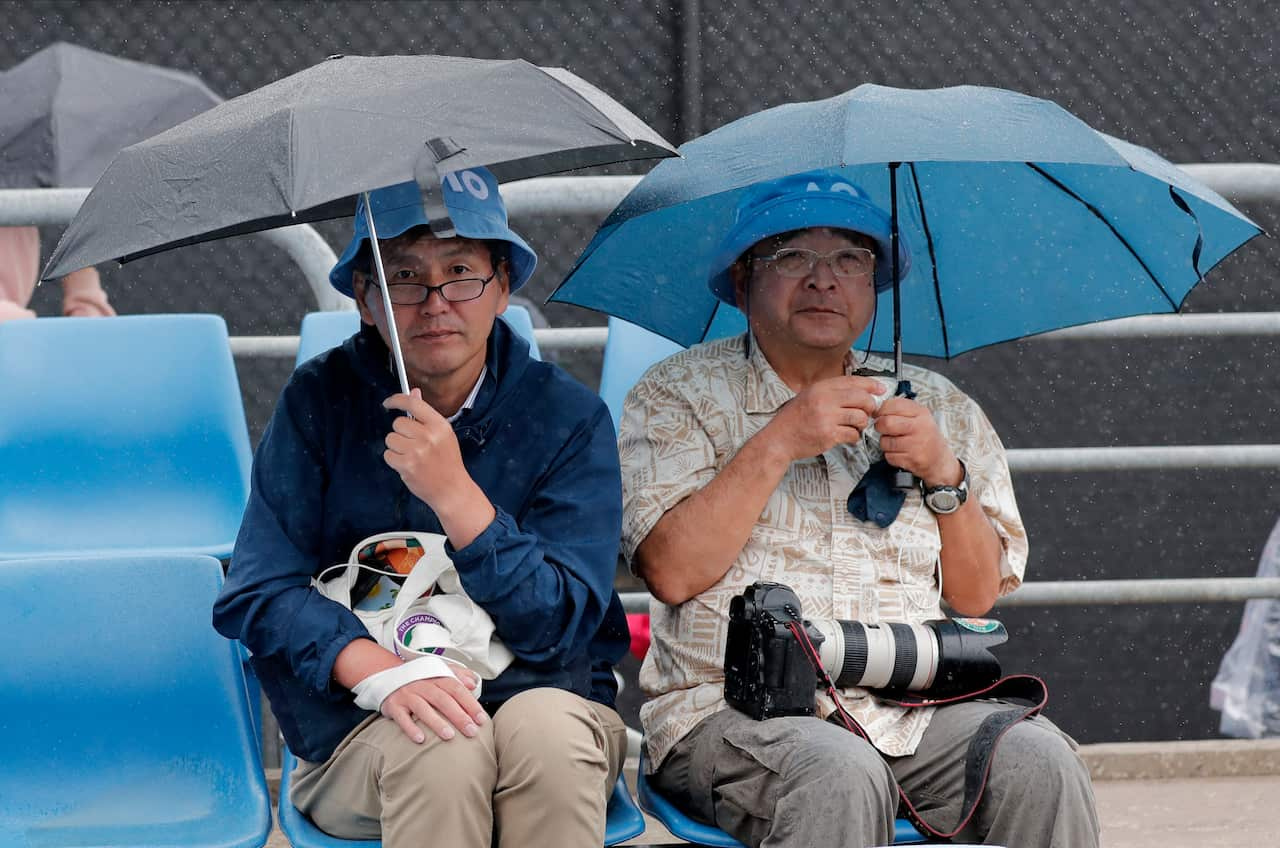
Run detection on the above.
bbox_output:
[281,342,358,404]
[264,334,378,449]
[520,354,601,404]
[503,354,616,433]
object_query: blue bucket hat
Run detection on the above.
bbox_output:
[329,166,537,298]
[708,170,911,305]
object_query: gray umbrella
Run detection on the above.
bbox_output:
[0,42,221,189]
[43,53,677,279]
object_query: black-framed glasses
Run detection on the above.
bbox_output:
[753,247,875,279]
[372,269,498,305]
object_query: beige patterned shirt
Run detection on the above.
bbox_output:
[620,334,1027,771]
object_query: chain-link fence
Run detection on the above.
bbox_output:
[4,0,1279,744]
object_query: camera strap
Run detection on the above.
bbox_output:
[785,621,1049,842]
[880,674,1050,840]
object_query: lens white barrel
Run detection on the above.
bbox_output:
[813,618,942,693]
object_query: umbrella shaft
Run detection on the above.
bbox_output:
[889,162,902,380]
[363,194,413,397]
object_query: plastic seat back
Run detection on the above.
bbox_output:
[296,310,361,366]
[0,554,271,847]
[0,315,251,560]
[295,306,541,368]
[279,747,644,846]
[598,318,683,431]
[598,310,749,431]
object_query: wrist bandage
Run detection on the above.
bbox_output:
[351,655,481,712]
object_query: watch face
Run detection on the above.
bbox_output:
[926,489,961,513]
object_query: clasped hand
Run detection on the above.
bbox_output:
[768,376,961,487]
[382,666,487,744]
[382,388,467,507]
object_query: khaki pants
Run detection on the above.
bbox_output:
[652,700,1099,848]
[291,688,627,848]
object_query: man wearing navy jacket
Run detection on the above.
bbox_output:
[213,169,629,848]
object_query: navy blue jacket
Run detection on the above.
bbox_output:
[213,319,629,762]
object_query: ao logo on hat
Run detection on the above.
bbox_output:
[804,179,869,200]
[443,169,491,201]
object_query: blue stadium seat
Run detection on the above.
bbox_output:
[295,305,541,368]
[598,318,682,431]
[0,554,271,848]
[499,304,542,360]
[296,310,361,366]
[605,770,648,843]
[636,749,744,848]
[598,312,748,431]
[637,749,927,845]
[0,315,251,560]
[278,747,645,846]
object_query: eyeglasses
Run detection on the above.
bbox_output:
[752,247,875,279]
[368,268,498,305]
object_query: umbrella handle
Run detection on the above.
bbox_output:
[890,375,919,492]
[891,469,917,491]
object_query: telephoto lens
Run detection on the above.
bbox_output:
[809,615,1007,698]
[723,582,1011,721]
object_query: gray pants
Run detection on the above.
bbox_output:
[651,701,1099,848]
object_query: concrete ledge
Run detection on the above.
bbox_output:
[1080,738,1280,780]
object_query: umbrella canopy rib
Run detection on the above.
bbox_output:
[697,302,719,342]
[1026,162,1178,310]
[1165,186,1206,281]
[906,162,952,360]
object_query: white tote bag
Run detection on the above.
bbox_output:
[313,531,514,679]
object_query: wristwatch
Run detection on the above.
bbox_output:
[921,459,969,514]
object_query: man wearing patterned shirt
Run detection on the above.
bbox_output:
[620,171,1099,848]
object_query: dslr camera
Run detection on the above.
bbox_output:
[724,581,1008,720]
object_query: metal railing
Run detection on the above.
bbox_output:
[4,166,1280,610]
[224,310,1280,362]
[620,578,1280,614]
[5,161,1275,314]
[0,187,347,312]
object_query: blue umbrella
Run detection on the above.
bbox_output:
[550,84,1263,368]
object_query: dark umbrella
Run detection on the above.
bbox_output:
[42,53,677,393]
[43,54,677,278]
[0,42,221,188]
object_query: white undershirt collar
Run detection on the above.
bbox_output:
[447,366,488,423]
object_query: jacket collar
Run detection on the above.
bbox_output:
[349,317,532,443]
